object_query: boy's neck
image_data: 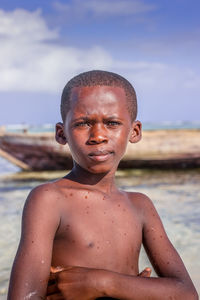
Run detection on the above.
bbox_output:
[65,163,118,194]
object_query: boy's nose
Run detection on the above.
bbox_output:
[87,124,108,144]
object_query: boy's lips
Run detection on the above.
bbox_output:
[88,150,114,162]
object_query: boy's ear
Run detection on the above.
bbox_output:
[55,122,67,145]
[129,121,142,143]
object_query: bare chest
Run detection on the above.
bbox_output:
[52,193,142,274]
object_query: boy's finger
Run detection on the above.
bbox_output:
[50,266,64,273]
[50,265,74,275]
[49,266,74,281]
[49,266,75,282]
[138,267,152,277]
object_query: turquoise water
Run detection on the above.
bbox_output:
[0,157,199,297]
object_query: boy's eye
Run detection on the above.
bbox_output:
[74,121,90,127]
[106,121,121,127]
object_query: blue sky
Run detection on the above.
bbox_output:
[0,0,200,125]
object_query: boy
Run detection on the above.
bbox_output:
[8,70,198,299]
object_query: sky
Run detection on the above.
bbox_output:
[0,0,200,125]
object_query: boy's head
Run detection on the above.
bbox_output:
[56,70,142,173]
[61,70,137,122]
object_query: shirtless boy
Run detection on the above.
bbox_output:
[8,70,198,299]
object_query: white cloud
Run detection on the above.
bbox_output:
[53,0,156,17]
[0,9,112,92]
[0,7,200,101]
[112,60,200,92]
[0,9,58,41]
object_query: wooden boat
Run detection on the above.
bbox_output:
[0,129,200,170]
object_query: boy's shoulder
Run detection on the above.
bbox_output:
[126,191,163,229]
[126,191,153,206]
[30,176,72,194]
[125,191,157,217]
[25,178,71,207]
[22,178,73,223]
[29,180,60,197]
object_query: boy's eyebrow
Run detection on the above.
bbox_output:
[71,117,90,122]
[72,115,121,122]
[72,115,122,123]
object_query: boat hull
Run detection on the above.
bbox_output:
[0,130,200,170]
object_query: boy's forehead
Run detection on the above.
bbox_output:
[70,85,126,103]
[67,85,131,119]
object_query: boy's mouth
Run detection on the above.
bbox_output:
[88,150,114,162]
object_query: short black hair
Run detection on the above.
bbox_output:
[61,70,137,121]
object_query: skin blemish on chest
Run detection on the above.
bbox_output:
[69,193,73,196]
[126,257,129,266]
[66,224,70,230]
[88,242,95,248]
[85,195,88,199]
[85,207,89,214]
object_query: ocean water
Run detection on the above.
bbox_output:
[0,157,199,297]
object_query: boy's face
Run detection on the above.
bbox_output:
[56,85,141,174]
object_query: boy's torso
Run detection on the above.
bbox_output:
[50,178,143,276]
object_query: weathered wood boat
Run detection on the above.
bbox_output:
[0,129,200,170]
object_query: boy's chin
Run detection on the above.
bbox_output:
[83,163,117,175]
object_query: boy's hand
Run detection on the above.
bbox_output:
[46,266,105,300]
[46,266,152,300]
[138,267,152,278]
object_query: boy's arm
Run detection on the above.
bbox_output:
[46,193,198,300]
[101,193,198,299]
[8,184,61,300]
